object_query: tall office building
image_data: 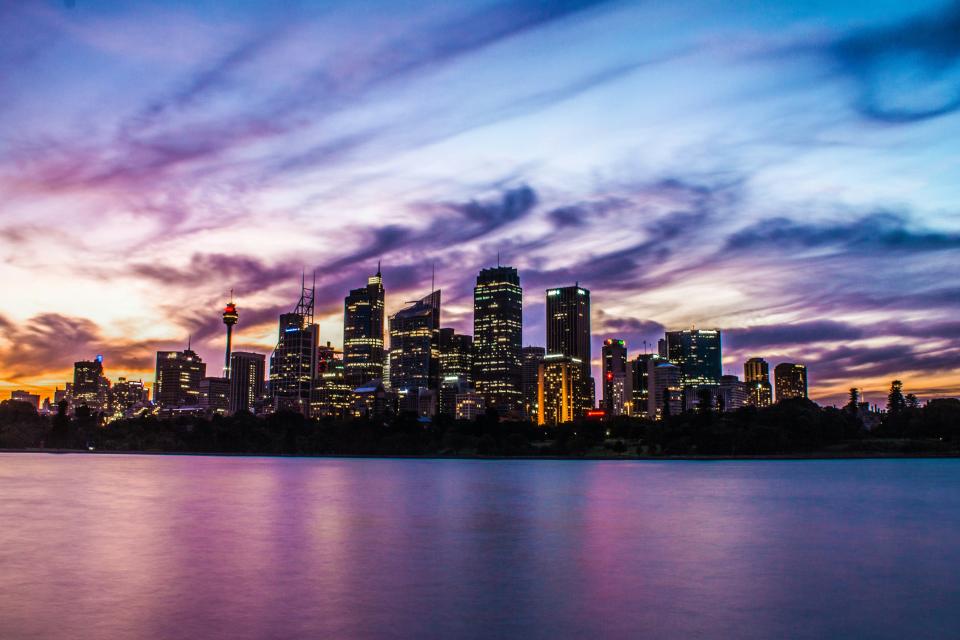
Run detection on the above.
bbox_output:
[665,329,722,388]
[537,354,583,426]
[744,357,773,407]
[631,353,663,417]
[648,361,683,419]
[154,348,206,407]
[312,342,352,417]
[229,351,265,414]
[271,279,319,415]
[343,265,386,388]
[719,375,751,411]
[546,285,593,415]
[774,363,808,402]
[602,339,630,416]
[389,290,441,407]
[438,329,474,417]
[199,377,230,414]
[521,346,545,419]
[473,266,523,412]
[73,356,109,412]
[112,378,147,415]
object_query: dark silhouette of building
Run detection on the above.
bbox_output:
[602,338,630,416]
[545,285,593,415]
[774,362,808,402]
[10,390,40,411]
[521,346,545,419]
[343,265,385,388]
[665,329,722,388]
[222,295,238,377]
[229,351,265,414]
[473,266,522,412]
[154,348,206,407]
[73,356,109,413]
[270,277,319,416]
[389,290,441,410]
[199,377,230,414]
[744,357,773,407]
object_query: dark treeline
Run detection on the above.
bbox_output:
[2,395,959,457]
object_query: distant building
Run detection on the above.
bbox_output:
[473,266,523,412]
[602,339,630,416]
[719,375,751,411]
[649,361,683,419]
[10,390,40,410]
[537,354,583,426]
[155,349,206,407]
[744,357,773,407]
[271,311,319,415]
[74,356,109,413]
[520,346,545,420]
[112,378,147,415]
[352,379,390,418]
[665,329,722,388]
[229,351,265,415]
[774,363,808,402]
[631,353,664,417]
[546,285,594,413]
[455,390,485,421]
[343,266,386,388]
[199,377,230,415]
[389,290,441,412]
[312,342,351,418]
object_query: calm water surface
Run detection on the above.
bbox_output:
[1,454,959,639]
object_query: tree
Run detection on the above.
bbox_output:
[887,380,906,415]
[845,388,860,411]
[905,393,920,410]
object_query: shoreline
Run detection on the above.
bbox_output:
[3,447,959,461]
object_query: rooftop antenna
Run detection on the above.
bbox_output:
[377,259,381,276]
[431,261,436,293]
[497,250,500,267]
[187,334,192,351]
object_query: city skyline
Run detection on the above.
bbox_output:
[1,1,959,405]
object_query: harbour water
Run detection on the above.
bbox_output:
[2,454,959,639]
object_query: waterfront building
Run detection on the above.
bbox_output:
[648,361,683,419]
[229,351,265,414]
[719,374,751,411]
[631,353,664,417]
[665,329,722,388]
[74,356,109,413]
[271,279,319,416]
[775,363,808,402]
[473,266,523,412]
[154,348,206,407]
[546,285,594,413]
[343,265,386,388]
[389,290,441,410]
[602,338,630,416]
[455,390,485,421]
[112,378,147,415]
[537,354,583,426]
[744,357,773,407]
[521,346,545,419]
[199,377,230,415]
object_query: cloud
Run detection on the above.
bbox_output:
[725,320,865,350]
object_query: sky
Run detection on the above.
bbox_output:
[1,0,959,406]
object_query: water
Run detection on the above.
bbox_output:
[1,454,959,639]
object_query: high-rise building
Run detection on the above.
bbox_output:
[520,346,545,419]
[229,351,265,414]
[312,342,351,418]
[389,290,441,402]
[774,363,808,402]
[438,328,474,416]
[648,361,683,419]
[271,279,319,416]
[744,357,773,407]
[199,377,230,414]
[343,265,386,388]
[602,339,630,416]
[537,354,583,426]
[154,349,206,407]
[222,296,239,377]
[473,266,522,412]
[546,285,593,415]
[719,374,751,411]
[112,377,147,415]
[73,356,109,413]
[631,353,663,417]
[665,329,722,388]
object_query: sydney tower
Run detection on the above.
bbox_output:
[222,294,239,377]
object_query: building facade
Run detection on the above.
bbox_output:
[774,363,808,402]
[602,339,630,416]
[520,346,545,420]
[648,361,683,419]
[199,377,230,414]
[537,354,583,426]
[343,267,386,388]
[229,351,265,414]
[389,290,441,397]
[744,357,773,407]
[270,312,319,415]
[73,356,109,413]
[665,329,722,388]
[473,266,523,412]
[154,349,206,407]
[546,285,594,413]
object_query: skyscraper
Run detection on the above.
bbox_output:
[438,328,473,416]
[389,290,441,403]
[229,351,265,414]
[154,348,206,407]
[744,357,773,407]
[602,338,630,416]
[665,329,722,388]
[270,278,319,415]
[774,363,808,402]
[199,377,230,414]
[545,285,593,415]
[222,296,238,377]
[73,356,107,412]
[473,266,522,412]
[648,361,683,419]
[343,265,386,388]
[521,346,545,419]
[537,354,583,426]
[112,377,147,415]
[313,342,352,418]
[631,353,663,418]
